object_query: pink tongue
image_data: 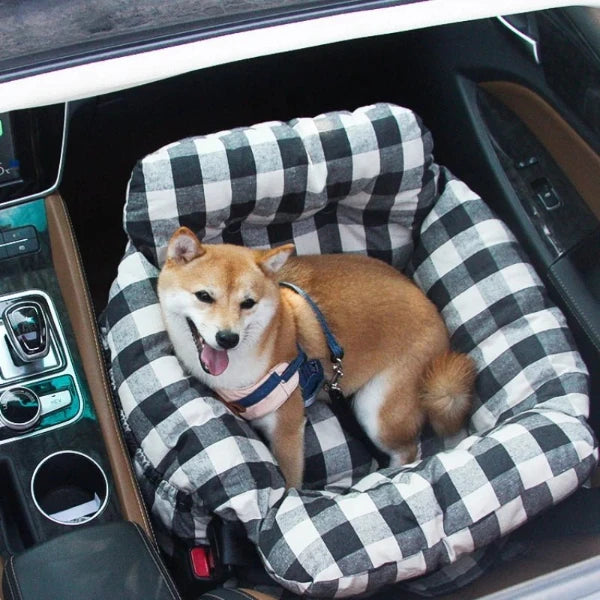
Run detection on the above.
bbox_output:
[201,344,229,376]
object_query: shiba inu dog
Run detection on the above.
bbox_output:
[158,226,475,488]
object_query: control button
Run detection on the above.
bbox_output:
[39,390,71,416]
[0,387,41,431]
[532,177,561,211]
[3,226,35,243]
[4,226,39,258]
[515,156,539,169]
[0,233,6,260]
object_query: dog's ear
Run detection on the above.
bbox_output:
[167,227,206,264]
[258,244,295,275]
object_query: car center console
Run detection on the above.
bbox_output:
[0,195,145,546]
[0,291,83,440]
[0,198,116,545]
[0,103,163,599]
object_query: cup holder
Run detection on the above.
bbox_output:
[31,451,109,526]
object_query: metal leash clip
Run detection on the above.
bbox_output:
[324,357,344,394]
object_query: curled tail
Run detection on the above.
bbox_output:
[420,350,476,436]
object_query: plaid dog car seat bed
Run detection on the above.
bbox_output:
[102,103,598,597]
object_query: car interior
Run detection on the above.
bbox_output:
[1,5,600,599]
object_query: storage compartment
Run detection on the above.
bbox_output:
[569,233,600,302]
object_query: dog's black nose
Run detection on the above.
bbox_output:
[216,330,239,350]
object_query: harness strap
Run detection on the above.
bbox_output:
[218,283,342,415]
[279,281,344,362]
[233,350,306,410]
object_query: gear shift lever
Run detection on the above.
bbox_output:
[3,301,49,363]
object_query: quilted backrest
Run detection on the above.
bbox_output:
[124,103,439,268]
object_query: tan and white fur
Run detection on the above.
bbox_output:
[158,227,476,488]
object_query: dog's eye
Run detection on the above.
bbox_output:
[195,291,214,304]
[240,298,256,310]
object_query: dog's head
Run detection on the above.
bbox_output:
[157,226,294,380]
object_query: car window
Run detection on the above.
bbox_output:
[0,0,418,82]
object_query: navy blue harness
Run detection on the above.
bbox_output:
[230,282,344,412]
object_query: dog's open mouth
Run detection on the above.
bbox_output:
[186,318,229,376]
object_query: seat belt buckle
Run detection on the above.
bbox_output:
[189,546,216,580]
[186,521,232,584]
[188,534,232,583]
[178,519,261,591]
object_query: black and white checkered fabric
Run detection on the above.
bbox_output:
[102,103,598,597]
